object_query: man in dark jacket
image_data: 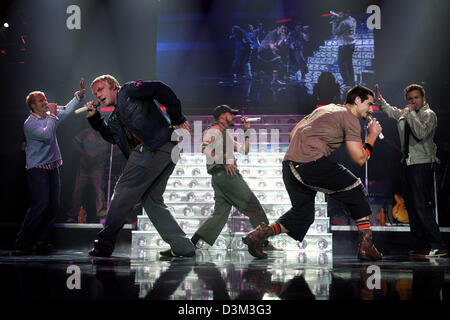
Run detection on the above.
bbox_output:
[84,74,195,257]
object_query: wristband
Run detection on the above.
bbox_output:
[364,142,373,159]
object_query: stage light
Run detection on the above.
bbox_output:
[137,238,146,247]
[169,192,178,201]
[318,238,328,250]
[187,192,195,202]
[201,206,210,216]
[172,180,181,187]
[196,239,205,249]
[188,180,198,188]
[204,192,213,201]
[3,22,9,28]
[298,240,307,249]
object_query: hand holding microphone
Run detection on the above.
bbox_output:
[75,100,101,116]
[47,103,58,115]
[367,115,384,140]
[240,117,260,130]
[240,117,261,123]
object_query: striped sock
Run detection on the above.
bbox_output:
[356,218,371,230]
[270,222,282,235]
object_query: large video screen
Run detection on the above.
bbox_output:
[156,1,376,113]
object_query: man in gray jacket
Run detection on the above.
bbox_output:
[375,83,447,258]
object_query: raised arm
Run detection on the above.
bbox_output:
[375,84,404,120]
[57,78,86,122]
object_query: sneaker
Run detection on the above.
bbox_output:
[11,244,35,256]
[425,249,447,258]
[160,249,177,257]
[33,241,54,254]
[88,247,112,257]
[159,248,195,258]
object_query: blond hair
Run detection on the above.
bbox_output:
[91,74,121,92]
[26,91,45,110]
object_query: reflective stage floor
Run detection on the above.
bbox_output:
[0,246,449,304]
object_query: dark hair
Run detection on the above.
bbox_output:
[345,85,374,104]
[404,84,425,98]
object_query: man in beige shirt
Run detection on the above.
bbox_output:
[243,86,384,260]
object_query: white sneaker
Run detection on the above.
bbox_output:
[425,249,447,258]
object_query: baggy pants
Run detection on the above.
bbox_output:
[195,168,269,246]
[95,143,195,256]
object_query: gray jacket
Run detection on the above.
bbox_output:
[380,98,438,165]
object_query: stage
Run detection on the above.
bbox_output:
[1,225,449,303]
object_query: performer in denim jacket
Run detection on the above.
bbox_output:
[84,74,195,258]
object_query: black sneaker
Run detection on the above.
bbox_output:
[425,249,448,258]
[88,247,112,257]
[159,248,195,258]
[11,244,35,256]
[160,249,176,257]
[33,241,54,254]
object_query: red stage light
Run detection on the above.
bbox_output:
[276,19,292,23]
[100,107,115,112]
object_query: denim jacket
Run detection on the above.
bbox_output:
[379,98,438,165]
[88,80,185,159]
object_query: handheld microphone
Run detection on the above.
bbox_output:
[366,114,384,140]
[329,11,340,17]
[74,101,101,114]
[240,117,261,123]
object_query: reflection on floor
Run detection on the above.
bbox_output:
[0,247,449,301]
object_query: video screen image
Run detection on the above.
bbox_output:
[156,1,376,112]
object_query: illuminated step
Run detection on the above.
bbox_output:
[131,231,332,252]
[142,202,328,219]
[137,215,330,234]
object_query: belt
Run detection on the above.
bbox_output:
[288,161,361,194]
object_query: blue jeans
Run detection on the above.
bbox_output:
[15,167,61,248]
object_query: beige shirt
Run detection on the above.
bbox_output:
[202,122,237,173]
[284,104,362,163]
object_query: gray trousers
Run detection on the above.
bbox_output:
[96,143,195,256]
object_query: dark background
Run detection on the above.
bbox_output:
[0,0,449,227]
